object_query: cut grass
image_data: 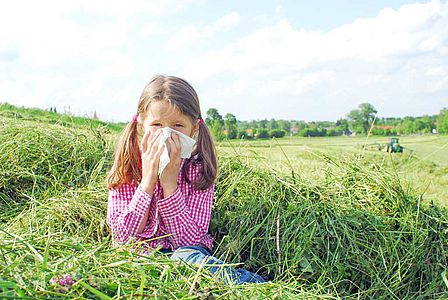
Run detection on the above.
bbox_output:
[212,153,448,299]
[1,113,447,299]
[0,117,112,222]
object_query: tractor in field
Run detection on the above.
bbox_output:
[385,137,403,153]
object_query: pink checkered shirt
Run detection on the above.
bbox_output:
[106,159,214,251]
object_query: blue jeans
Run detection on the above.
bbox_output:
[168,246,265,285]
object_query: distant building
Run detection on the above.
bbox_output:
[290,126,299,135]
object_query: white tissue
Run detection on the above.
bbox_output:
[158,127,196,176]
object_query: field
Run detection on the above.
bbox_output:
[1,108,447,299]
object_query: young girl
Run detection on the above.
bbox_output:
[106,75,264,285]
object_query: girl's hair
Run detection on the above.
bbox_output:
[107,75,217,190]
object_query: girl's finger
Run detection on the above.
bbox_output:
[172,133,181,151]
[151,140,165,167]
[142,129,160,152]
[140,131,151,153]
[146,131,163,156]
[145,130,162,154]
[167,135,180,160]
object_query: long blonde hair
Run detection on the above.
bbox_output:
[107,75,217,190]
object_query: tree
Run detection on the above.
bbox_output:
[267,118,278,130]
[335,118,350,135]
[224,113,237,139]
[277,120,291,133]
[437,108,448,133]
[347,103,377,135]
[399,117,414,134]
[205,108,223,126]
[205,108,225,141]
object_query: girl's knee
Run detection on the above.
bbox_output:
[170,246,209,263]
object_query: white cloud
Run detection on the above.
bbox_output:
[167,12,240,51]
[0,0,199,119]
[1,0,447,122]
[183,0,448,120]
[185,1,448,80]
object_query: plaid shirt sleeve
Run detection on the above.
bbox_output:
[106,183,153,244]
[157,183,214,249]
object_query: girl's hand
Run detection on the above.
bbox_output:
[160,133,182,197]
[140,130,164,194]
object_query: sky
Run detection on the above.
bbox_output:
[0,0,447,123]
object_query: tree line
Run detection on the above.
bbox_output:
[205,103,448,140]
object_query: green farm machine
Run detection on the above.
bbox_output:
[364,137,407,153]
[385,137,403,153]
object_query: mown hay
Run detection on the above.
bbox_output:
[212,155,448,299]
[0,118,110,221]
[4,183,110,243]
[1,115,447,298]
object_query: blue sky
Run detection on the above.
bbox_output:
[1,0,447,122]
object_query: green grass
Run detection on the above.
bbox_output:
[1,105,448,299]
[212,154,448,298]
[0,116,112,223]
[0,102,126,133]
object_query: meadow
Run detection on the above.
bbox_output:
[1,106,447,299]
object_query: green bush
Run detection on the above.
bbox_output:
[269,129,286,138]
[256,129,269,139]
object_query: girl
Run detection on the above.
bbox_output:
[106,75,264,285]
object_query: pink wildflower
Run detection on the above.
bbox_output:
[49,274,74,291]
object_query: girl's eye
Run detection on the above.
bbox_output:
[152,123,162,127]
[175,124,184,128]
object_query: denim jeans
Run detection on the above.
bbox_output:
[168,246,265,285]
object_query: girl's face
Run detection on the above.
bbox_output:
[140,100,198,139]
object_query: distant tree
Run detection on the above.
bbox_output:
[328,127,346,136]
[277,120,291,132]
[399,116,433,134]
[206,108,225,141]
[267,118,278,130]
[256,129,269,139]
[437,108,448,133]
[237,120,250,131]
[259,119,268,129]
[224,113,237,139]
[347,103,377,135]
[300,127,328,137]
[248,120,258,129]
[335,118,350,135]
[205,108,223,126]
[399,117,415,134]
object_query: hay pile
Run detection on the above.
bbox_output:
[0,118,109,221]
[1,115,447,298]
[213,155,448,298]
